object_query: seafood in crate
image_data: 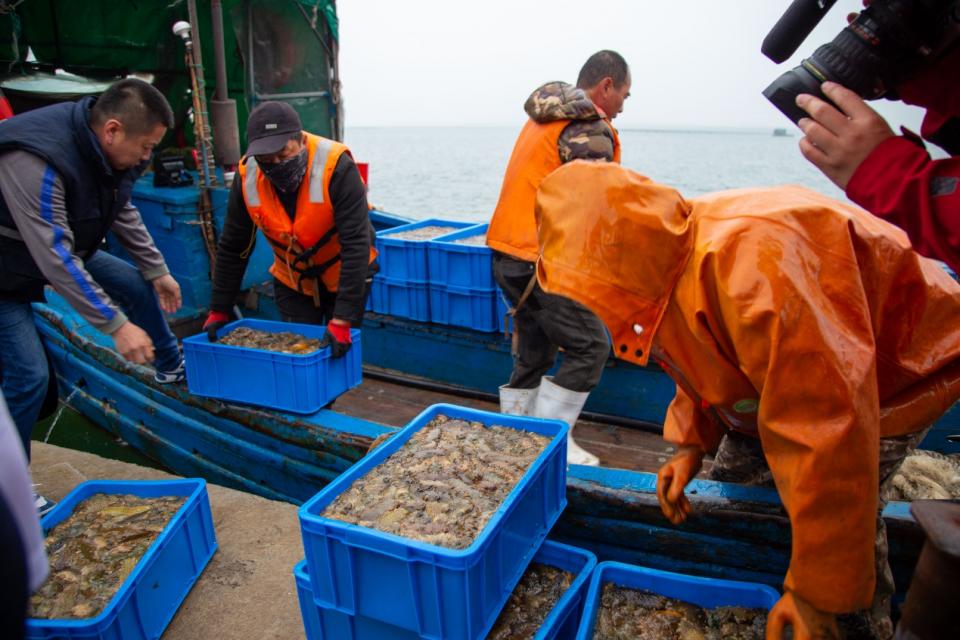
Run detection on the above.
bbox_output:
[382,225,461,241]
[29,494,186,619]
[451,233,487,246]
[487,562,574,640]
[320,413,550,549]
[218,326,321,354]
[592,583,767,640]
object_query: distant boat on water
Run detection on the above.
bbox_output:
[773,127,791,137]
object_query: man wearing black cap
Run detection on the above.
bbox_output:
[204,101,377,356]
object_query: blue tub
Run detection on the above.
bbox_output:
[299,403,568,639]
[376,218,475,281]
[429,282,500,332]
[576,561,781,639]
[26,479,217,640]
[427,224,493,289]
[294,540,596,640]
[183,318,362,414]
[369,275,431,321]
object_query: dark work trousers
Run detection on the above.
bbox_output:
[493,253,609,392]
[709,428,931,640]
[272,276,373,326]
[0,490,28,640]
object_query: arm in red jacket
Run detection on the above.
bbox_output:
[846,136,960,274]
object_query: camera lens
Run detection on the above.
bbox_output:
[762,64,828,124]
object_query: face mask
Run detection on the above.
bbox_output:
[260,149,308,193]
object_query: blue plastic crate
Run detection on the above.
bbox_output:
[369,276,431,321]
[26,479,217,640]
[429,282,499,332]
[427,224,494,289]
[576,561,781,639]
[182,319,362,414]
[293,540,595,640]
[376,218,475,281]
[299,403,568,639]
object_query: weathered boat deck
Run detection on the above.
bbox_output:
[30,443,305,640]
[333,376,705,475]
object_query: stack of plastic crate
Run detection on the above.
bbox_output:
[370,219,475,321]
[294,403,595,639]
[427,223,510,333]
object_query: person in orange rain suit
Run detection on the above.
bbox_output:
[533,161,960,640]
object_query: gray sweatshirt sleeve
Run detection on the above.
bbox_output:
[111,201,169,280]
[0,150,127,334]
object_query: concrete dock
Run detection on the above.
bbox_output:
[30,442,306,639]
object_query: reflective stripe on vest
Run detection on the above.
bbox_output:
[244,157,261,207]
[310,137,334,204]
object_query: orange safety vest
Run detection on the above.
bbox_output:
[487,118,621,262]
[237,132,376,299]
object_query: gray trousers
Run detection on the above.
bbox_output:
[493,254,609,392]
[709,428,931,640]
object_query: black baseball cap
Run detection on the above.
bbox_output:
[246,101,302,156]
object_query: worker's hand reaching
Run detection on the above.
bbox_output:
[767,591,840,640]
[152,274,183,314]
[112,321,155,364]
[656,445,705,525]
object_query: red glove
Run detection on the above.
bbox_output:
[656,445,705,525]
[767,591,840,640]
[321,320,352,358]
[203,311,230,342]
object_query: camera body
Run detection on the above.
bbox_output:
[763,0,960,124]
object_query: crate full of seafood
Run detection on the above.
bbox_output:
[426,224,494,289]
[293,540,595,640]
[183,318,362,413]
[375,218,476,281]
[26,479,217,640]
[576,561,780,640]
[298,403,569,640]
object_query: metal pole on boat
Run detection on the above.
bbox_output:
[209,0,241,171]
[173,17,219,276]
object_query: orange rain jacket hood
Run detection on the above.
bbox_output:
[535,161,960,614]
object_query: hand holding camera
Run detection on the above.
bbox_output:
[795,81,895,189]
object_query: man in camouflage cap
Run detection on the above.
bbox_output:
[486,50,631,466]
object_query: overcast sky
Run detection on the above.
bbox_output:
[336,0,926,131]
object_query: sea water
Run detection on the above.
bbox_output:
[345,125,846,221]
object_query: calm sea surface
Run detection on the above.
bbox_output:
[344,126,847,222]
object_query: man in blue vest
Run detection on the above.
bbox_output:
[0,78,184,513]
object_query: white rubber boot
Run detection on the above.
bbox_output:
[499,384,538,416]
[534,376,600,467]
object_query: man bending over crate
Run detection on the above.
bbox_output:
[0,79,184,515]
[486,50,631,466]
[205,102,377,357]
[533,160,960,640]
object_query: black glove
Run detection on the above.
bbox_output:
[203,311,230,342]
[319,320,352,358]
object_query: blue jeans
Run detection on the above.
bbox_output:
[0,251,180,459]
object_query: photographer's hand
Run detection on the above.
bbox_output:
[796,81,894,190]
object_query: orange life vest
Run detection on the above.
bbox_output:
[237,132,376,299]
[487,118,621,262]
